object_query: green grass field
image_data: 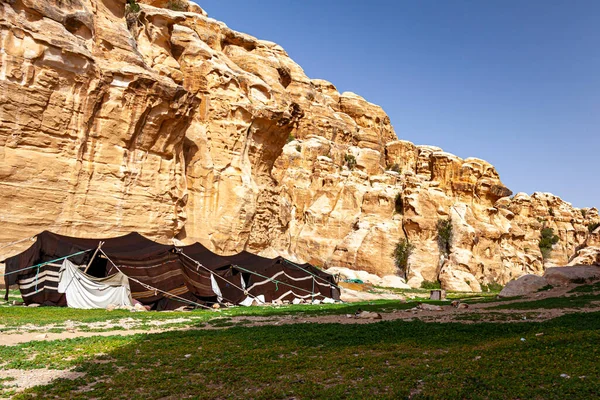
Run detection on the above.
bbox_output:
[4,312,599,399]
[490,293,600,310]
[0,298,426,332]
[3,287,600,398]
[0,290,452,333]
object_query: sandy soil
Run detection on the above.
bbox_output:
[0,369,85,399]
[0,329,166,346]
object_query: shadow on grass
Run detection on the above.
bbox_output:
[10,312,600,399]
[490,293,600,310]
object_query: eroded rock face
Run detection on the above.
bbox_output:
[568,227,600,266]
[0,0,598,291]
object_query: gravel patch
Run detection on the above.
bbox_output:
[1,368,85,399]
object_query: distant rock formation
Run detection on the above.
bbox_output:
[0,0,598,291]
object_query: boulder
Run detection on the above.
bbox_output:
[354,310,382,320]
[133,303,149,312]
[498,275,549,297]
[380,275,411,289]
[439,266,481,292]
[417,303,443,311]
[543,266,600,286]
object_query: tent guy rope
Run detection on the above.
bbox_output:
[0,235,36,251]
[176,249,261,304]
[282,259,340,288]
[99,248,213,310]
[2,249,92,277]
[3,248,93,301]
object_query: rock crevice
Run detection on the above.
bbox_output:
[0,0,598,291]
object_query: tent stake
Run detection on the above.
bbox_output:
[84,241,104,274]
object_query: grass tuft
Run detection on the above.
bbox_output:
[7,312,600,399]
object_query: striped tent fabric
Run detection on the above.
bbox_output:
[217,251,340,303]
[4,232,340,308]
[103,241,192,310]
[177,247,340,304]
[236,258,339,303]
[4,231,138,306]
[177,243,240,303]
[280,259,341,300]
[16,259,66,306]
[4,232,194,309]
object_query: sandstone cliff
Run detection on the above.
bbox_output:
[1,0,598,290]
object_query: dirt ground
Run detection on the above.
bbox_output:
[1,284,598,398]
[1,369,85,399]
[2,284,596,347]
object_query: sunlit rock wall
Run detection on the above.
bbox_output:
[0,0,598,291]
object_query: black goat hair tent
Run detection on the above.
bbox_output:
[220,251,340,303]
[3,231,194,309]
[4,232,340,308]
[177,246,340,304]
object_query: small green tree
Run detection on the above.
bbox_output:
[344,154,357,170]
[166,0,187,11]
[421,280,442,289]
[588,222,600,233]
[437,219,452,256]
[125,0,140,13]
[392,239,413,275]
[387,163,401,173]
[286,133,295,143]
[480,281,503,292]
[539,227,559,259]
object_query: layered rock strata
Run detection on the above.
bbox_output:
[0,0,598,291]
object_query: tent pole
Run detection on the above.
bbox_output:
[84,241,104,274]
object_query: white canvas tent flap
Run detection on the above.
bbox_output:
[58,259,133,309]
[210,273,223,303]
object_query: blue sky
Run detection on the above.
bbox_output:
[194,1,599,209]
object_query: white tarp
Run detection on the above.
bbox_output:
[239,294,265,307]
[58,259,133,309]
[210,274,223,303]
